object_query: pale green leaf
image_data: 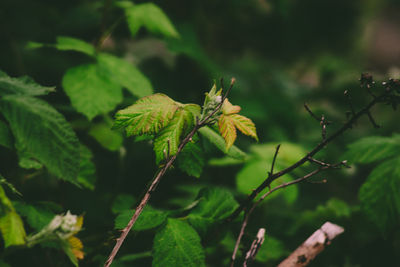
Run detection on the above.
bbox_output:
[177,134,204,178]
[26,36,96,56]
[0,70,55,96]
[359,156,400,233]
[222,99,241,115]
[0,120,12,149]
[153,218,205,267]
[236,160,298,203]
[230,114,258,141]
[97,53,153,98]
[114,93,179,136]
[62,64,122,120]
[188,187,238,236]
[115,206,167,231]
[111,194,135,214]
[119,2,179,38]
[345,135,400,164]
[154,108,194,164]
[89,122,123,151]
[0,95,80,183]
[77,145,96,190]
[198,126,246,160]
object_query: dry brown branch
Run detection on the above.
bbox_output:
[277,222,344,267]
[243,228,266,267]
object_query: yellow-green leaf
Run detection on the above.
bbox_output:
[230,114,258,141]
[113,93,179,136]
[222,99,241,115]
[218,114,237,150]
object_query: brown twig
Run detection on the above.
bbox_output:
[243,228,266,267]
[104,78,235,267]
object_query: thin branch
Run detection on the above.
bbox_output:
[269,144,281,176]
[304,103,320,121]
[104,78,235,267]
[367,111,380,128]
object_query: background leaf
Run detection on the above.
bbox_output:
[152,218,205,267]
[177,134,205,178]
[0,95,80,183]
[115,206,167,231]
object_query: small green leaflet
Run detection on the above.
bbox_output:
[26,36,96,56]
[152,218,205,267]
[115,206,167,231]
[117,2,179,38]
[114,93,179,136]
[0,95,80,184]
[188,187,238,236]
[0,70,55,97]
[62,64,123,120]
[0,185,26,247]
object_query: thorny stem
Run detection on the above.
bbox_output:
[104,78,235,267]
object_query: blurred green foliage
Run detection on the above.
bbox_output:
[0,0,400,266]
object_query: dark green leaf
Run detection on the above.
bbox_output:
[153,218,205,267]
[0,95,80,183]
[62,64,122,120]
[256,236,288,262]
[359,156,400,233]
[115,206,167,231]
[177,134,204,178]
[0,120,12,149]
[13,202,55,231]
[111,194,136,214]
[77,145,96,190]
[0,70,55,97]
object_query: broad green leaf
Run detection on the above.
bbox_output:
[0,95,80,183]
[198,126,246,160]
[0,185,26,247]
[0,120,12,149]
[89,122,123,151]
[0,70,55,96]
[62,64,122,120]
[177,134,204,178]
[345,135,400,164]
[153,218,205,267]
[218,114,237,150]
[154,108,194,164]
[115,206,167,231]
[77,146,96,190]
[188,187,238,236]
[26,36,96,56]
[97,53,153,98]
[13,202,55,231]
[359,156,400,233]
[119,2,179,38]
[114,93,179,136]
[111,194,136,214]
[236,160,298,203]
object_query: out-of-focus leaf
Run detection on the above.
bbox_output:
[0,95,80,183]
[0,70,55,97]
[255,236,288,262]
[118,2,179,38]
[345,135,400,164]
[89,122,123,151]
[198,126,246,160]
[153,218,205,267]
[26,36,95,56]
[111,194,135,214]
[359,156,400,233]
[97,53,153,98]
[77,146,96,190]
[188,187,238,236]
[177,134,204,178]
[115,206,167,231]
[13,202,55,231]
[62,64,122,120]
[0,185,26,247]
[113,93,179,136]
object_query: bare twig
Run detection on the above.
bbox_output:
[243,228,266,267]
[277,222,344,267]
[304,103,319,121]
[104,78,235,267]
[269,144,281,176]
[367,111,380,128]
